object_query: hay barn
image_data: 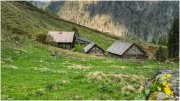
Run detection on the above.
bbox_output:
[107,40,148,60]
[83,42,105,57]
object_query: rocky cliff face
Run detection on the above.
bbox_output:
[45,1,179,42]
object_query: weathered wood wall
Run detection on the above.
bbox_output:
[58,43,74,50]
[123,44,147,59]
[109,53,122,59]
[87,46,104,57]
[109,44,147,60]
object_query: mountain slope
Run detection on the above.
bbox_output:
[1,1,178,100]
[46,1,179,42]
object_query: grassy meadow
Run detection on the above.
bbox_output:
[1,1,179,100]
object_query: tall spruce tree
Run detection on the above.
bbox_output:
[152,38,156,44]
[158,36,163,45]
[167,17,179,58]
[155,46,167,62]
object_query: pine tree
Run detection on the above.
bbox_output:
[157,36,163,45]
[152,38,156,44]
[162,37,167,46]
[158,36,167,46]
[155,46,167,62]
[168,17,179,58]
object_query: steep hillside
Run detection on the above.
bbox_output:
[1,1,178,100]
[45,1,179,42]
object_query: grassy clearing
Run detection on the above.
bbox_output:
[1,1,178,100]
[1,45,178,100]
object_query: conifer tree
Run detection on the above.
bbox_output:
[155,46,167,62]
[152,38,156,44]
[167,17,179,58]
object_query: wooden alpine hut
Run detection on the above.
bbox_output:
[83,42,105,57]
[107,40,148,60]
[48,31,75,50]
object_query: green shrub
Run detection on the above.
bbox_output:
[48,41,57,47]
[35,89,45,96]
[169,57,179,62]
[14,35,20,41]
[98,84,113,93]
[45,35,57,47]
[46,83,57,91]
[73,44,84,52]
[27,34,32,39]
[36,33,47,44]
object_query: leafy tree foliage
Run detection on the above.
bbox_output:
[36,34,57,47]
[71,26,80,38]
[46,35,57,47]
[36,33,47,44]
[168,17,179,58]
[155,46,167,62]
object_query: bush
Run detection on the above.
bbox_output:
[71,26,80,37]
[48,41,57,47]
[169,57,179,62]
[45,35,57,47]
[14,35,20,41]
[46,83,57,91]
[73,44,84,52]
[27,34,32,39]
[35,89,45,96]
[155,46,167,62]
[36,33,47,44]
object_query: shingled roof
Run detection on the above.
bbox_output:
[83,42,95,53]
[48,31,75,43]
[83,42,104,53]
[107,40,133,55]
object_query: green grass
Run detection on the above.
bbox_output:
[1,1,179,100]
[1,45,178,100]
[73,44,84,53]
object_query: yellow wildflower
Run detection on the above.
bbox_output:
[163,82,167,86]
[162,76,167,80]
[167,74,171,80]
[165,83,169,88]
[167,74,171,78]
[170,91,174,96]
[164,87,171,95]
[157,86,162,91]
